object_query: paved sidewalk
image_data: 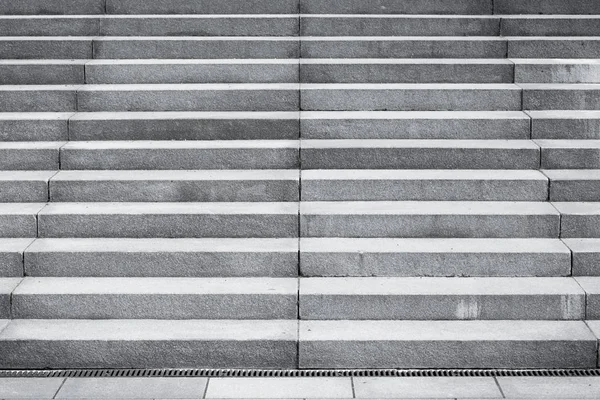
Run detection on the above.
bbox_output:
[1,376,600,399]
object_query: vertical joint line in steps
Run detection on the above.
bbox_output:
[52,378,68,399]
[493,377,505,398]
[22,238,37,278]
[351,377,356,398]
[202,378,210,399]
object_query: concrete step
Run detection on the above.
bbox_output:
[0,203,45,238]
[77,84,299,112]
[553,202,600,239]
[299,277,584,320]
[501,16,600,36]
[299,16,500,36]
[300,59,513,83]
[301,111,530,139]
[523,84,600,110]
[301,84,521,111]
[299,320,596,368]
[544,170,600,202]
[60,141,299,170]
[574,277,600,319]
[37,202,299,238]
[69,111,299,141]
[0,37,92,59]
[0,86,77,112]
[0,319,297,368]
[508,38,600,59]
[0,171,54,202]
[0,16,298,36]
[494,0,600,15]
[106,0,299,14]
[301,37,506,58]
[300,140,539,170]
[0,0,104,15]
[0,113,69,142]
[300,0,492,14]
[300,201,560,238]
[0,142,62,170]
[563,239,600,276]
[514,60,600,83]
[0,239,34,277]
[94,37,299,59]
[529,111,600,140]
[0,60,85,85]
[536,140,600,169]
[301,170,548,201]
[300,238,571,277]
[25,238,299,277]
[50,170,299,202]
[0,278,21,318]
[11,277,298,319]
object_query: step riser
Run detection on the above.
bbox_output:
[300,0,492,14]
[300,215,560,238]
[516,65,600,84]
[0,40,91,60]
[509,40,600,59]
[300,295,583,320]
[549,181,600,202]
[60,148,299,170]
[531,117,600,140]
[12,294,298,319]
[50,180,299,202]
[301,148,539,169]
[541,149,600,169]
[0,216,37,238]
[301,179,548,201]
[0,118,69,142]
[0,149,58,170]
[502,19,600,36]
[0,91,76,112]
[0,181,48,202]
[525,90,600,111]
[495,0,600,15]
[301,64,513,84]
[561,216,600,239]
[0,65,84,85]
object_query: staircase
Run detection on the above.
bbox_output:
[1,0,600,369]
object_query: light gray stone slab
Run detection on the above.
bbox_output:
[514,60,600,83]
[502,17,600,36]
[25,238,299,277]
[61,140,299,170]
[0,239,34,277]
[301,140,539,169]
[0,38,92,59]
[0,16,100,36]
[495,0,600,14]
[0,112,70,142]
[0,319,298,368]
[0,278,22,318]
[301,83,521,111]
[509,38,600,59]
[106,0,299,14]
[497,377,600,398]
[523,84,600,110]
[300,16,500,36]
[94,37,299,59]
[300,201,560,238]
[57,377,207,399]
[301,111,530,139]
[537,140,600,169]
[0,62,84,85]
[301,37,507,59]
[300,238,571,277]
[299,320,596,368]
[575,277,600,319]
[0,85,78,112]
[563,239,600,276]
[353,377,501,398]
[529,110,600,140]
[553,202,600,238]
[0,142,63,170]
[0,378,65,399]
[12,277,298,319]
[302,170,547,201]
[86,60,299,84]
[38,202,299,238]
[0,203,46,238]
[301,59,512,83]
[300,277,584,320]
[69,111,299,140]
[300,0,493,14]
[100,16,298,36]
[0,171,54,202]
[544,170,600,202]
[205,378,352,398]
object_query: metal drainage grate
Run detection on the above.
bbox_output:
[3,369,600,378]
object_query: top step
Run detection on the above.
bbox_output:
[2,0,600,15]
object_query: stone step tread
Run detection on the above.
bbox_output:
[301,201,559,215]
[300,277,584,295]
[0,203,46,215]
[26,238,299,253]
[300,238,570,253]
[535,139,600,148]
[303,169,547,180]
[62,140,299,149]
[543,170,600,180]
[528,110,600,118]
[573,277,600,293]
[0,278,22,294]
[302,139,538,149]
[563,238,600,252]
[51,170,299,181]
[13,277,297,295]
[0,171,56,181]
[0,142,65,149]
[553,202,600,215]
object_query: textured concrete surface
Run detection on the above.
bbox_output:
[502,17,600,36]
[523,84,600,110]
[300,0,493,14]
[0,60,85,85]
[0,239,34,277]
[530,110,600,139]
[544,170,600,201]
[495,0,600,14]
[563,239,600,276]
[0,85,77,112]
[106,0,298,14]
[509,39,600,59]
[0,38,92,59]
[0,0,104,14]
[0,278,22,318]
[0,203,46,238]
[553,202,600,238]
[0,112,70,142]
[537,140,600,169]
[0,142,62,170]
[0,16,100,36]
[515,60,600,83]
[0,171,53,202]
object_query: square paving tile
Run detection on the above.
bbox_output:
[353,377,502,398]
[497,377,600,398]
[0,378,65,399]
[205,378,353,398]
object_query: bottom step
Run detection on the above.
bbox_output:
[0,320,596,369]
